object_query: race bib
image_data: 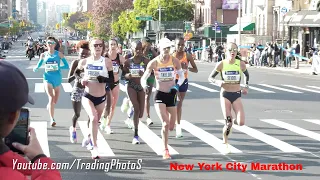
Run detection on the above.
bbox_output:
[158,67,175,81]
[112,61,119,73]
[86,64,103,80]
[130,64,144,77]
[223,71,240,83]
[45,61,58,72]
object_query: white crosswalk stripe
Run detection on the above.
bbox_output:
[259,84,303,93]
[282,85,320,93]
[29,82,320,95]
[306,85,320,90]
[28,118,320,158]
[216,120,305,152]
[261,119,320,141]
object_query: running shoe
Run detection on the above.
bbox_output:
[91,147,100,159]
[132,136,140,144]
[51,119,56,127]
[121,97,129,113]
[124,118,134,129]
[104,126,114,134]
[146,118,153,126]
[82,138,93,150]
[175,124,183,138]
[163,149,171,159]
[69,126,77,143]
[99,117,107,131]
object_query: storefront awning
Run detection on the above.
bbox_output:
[229,22,255,32]
[287,10,320,27]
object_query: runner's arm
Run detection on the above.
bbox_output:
[140,59,154,88]
[186,53,198,73]
[208,61,222,83]
[119,54,126,70]
[58,52,69,69]
[97,58,114,83]
[33,54,44,71]
[67,60,78,83]
[173,57,185,86]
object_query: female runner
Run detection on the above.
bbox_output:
[208,42,249,145]
[76,38,114,159]
[141,37,158,126]
[140,38,185,159]
[173,37,198,138]
[100,39,125,134]
[67,40,90,143]
[33,36,69,127]
[123,41,150,144]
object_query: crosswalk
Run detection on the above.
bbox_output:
[30,118,320,158]
[29,81,320,94]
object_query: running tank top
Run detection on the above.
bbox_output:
[129,57,145,78]
[106,53,121,74]
[154,56,175,82]
[85,56,109,82]
[173,52,188,79]
[44,50,60,73]
[220,59,242,84]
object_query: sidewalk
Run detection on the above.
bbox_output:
[255,63,316,75]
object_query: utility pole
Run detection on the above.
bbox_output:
[238,0,241,45]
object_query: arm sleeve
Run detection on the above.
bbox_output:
[35,59,44,69]
[243,69,249,85]
[60,57,69,69]
[176,69,185,86]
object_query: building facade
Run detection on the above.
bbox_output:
[76,0,93,12]
[282,0,320,57]
[0,0,9,22]
[15,0,28,20]
[37,1,46,25]
[28,0,37,23]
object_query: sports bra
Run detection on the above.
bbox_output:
[85,56,109,82]
[220,59,242,84]
[106,53,121,74]
[154,56,175,82]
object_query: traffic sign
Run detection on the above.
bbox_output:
[216,26,221,33]
[281,7,288,15]
[185,22,191,30]
[184,32,193,41]
[136,16,152,21]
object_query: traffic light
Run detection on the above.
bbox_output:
[56,23,60,30]
[63,13,69,19]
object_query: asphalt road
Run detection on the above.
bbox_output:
[2,34,320,180]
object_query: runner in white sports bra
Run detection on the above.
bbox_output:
[76,38,114,159]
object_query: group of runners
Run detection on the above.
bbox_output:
[33,36,249,159]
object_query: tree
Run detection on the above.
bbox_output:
[64,12,86,30]
[147,0,194,21]
[91,0,133,38]
[111,0,194,39]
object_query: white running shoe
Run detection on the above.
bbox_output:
[175,124,183,138]
[132,136,140,144]
[105,126,114,134]
[121,97,129,113]
[146,118,153,126]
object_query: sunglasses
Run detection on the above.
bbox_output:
[93,44,103,48]
[228,48,238,52]
[47,41,55,45]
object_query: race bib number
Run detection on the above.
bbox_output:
[224,71,240,83]
[45,61,58,72]
[112,62,119,73]
[130,64,144,77]
[86,65,103,80]
[158,67,174,81]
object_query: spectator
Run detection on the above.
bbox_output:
[0,61,61,180]
[294,41,300,69]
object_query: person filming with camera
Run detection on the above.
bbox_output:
[0,61,61,179]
